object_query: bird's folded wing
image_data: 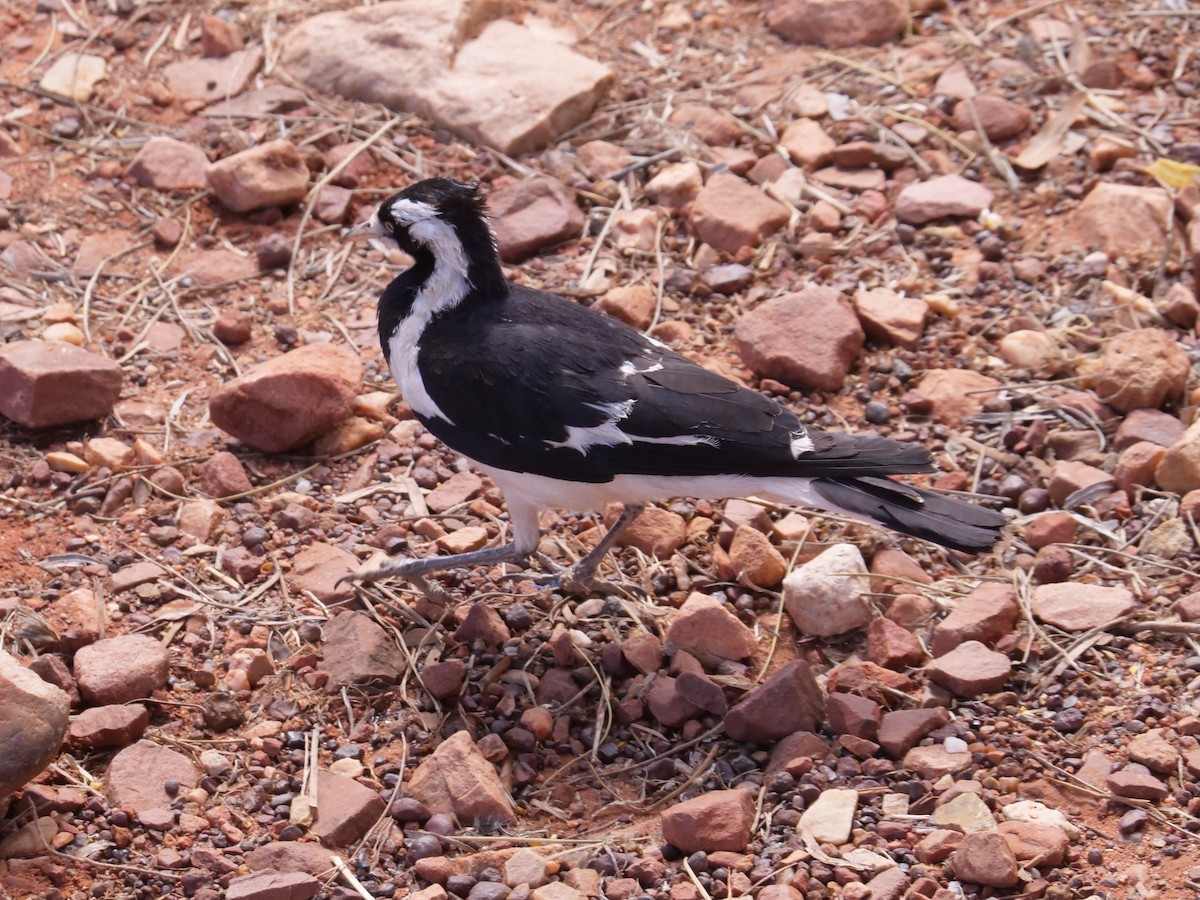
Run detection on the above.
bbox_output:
[416,290,933,482]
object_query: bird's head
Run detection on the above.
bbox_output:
[348,178,492,257]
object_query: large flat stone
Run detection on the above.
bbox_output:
[281,3,612,155]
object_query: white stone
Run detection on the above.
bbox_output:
[931,793,996,832]
[40,53,107,101]
[783,544,870,636]
[1000,799,1082,838]
[798,787,858,845]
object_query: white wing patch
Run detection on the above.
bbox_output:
[789,430,815,458]
[546,399,719,455]
[620,358,664,378]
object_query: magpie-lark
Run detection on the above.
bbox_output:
[347,177,1005,593]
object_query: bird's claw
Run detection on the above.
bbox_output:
[337,557,422,590]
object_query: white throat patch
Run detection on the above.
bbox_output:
[383,198,473,424]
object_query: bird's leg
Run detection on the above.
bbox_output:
[550,502,645,595]
[348,542,530,587]
[342,499,543,590]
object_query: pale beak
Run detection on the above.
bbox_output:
[344,218,377,241]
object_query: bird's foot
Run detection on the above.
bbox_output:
[531,563,646,599]
[337,557,455,604]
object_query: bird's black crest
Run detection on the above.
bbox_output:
[378,178,487,234]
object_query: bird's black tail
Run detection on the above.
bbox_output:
[812,476,1006,553]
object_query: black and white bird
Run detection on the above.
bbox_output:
[346,178,1004,593]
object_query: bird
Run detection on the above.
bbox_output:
[344,177,1005,594]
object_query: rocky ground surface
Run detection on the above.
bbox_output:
[2,0,1200,899]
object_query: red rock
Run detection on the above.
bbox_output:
[1048,460,1115,507]
[208,139,309,213]
[1157,420,1200,494]
[226,870,320,900]
[313,184,352,225]
[0,651,70,799]
[862,867,908,900]
[1031,582,1137,631]
[26,654,79,706]
[109,561,166,593]
[689,173,789,254]
[669,105,743,146]
[951,832,1018,888]
[877,707,950,758]
[826,660,913,703]
[737,287,863,392]
[0,340,122,428]
[74,634,169,705]
[214,311,253,345]
[73,231,134,278]
[209,344,363,453]
[104,740,200,815]
[779,118,835,169]
[930,583,1018,656]
[725,526,787,587]
[424,472,483,514]
[320,610,406,688]
[1023,512,1077,549]
[194,451,253,498]
[68,704,149,749]
[916,829,963,864]
[661,789,755,852]
[407,730,516,825]
[1115,441,1165,494]
[596,285,656,330]
[868,548,932,592]
[491,177,584,262]
[245,841,338,877]
[766,731,832,773]
[1177,592,1200,622]
[165,48,260,104]
[1105,767,1168,801]
[676,671,727,716]
[617,506,687,558]
[645,161,702,209]
[647,675,703,727]
[1128,729,1178,773]
[310,769,387,847]
[200,13,244,57]
[127,137,209,192]
[419,661,465,700]
[1164,282,1200,328]
[724,661,824,743]
[620,632,663,674]
[825,692,880,740]
[179,499,225,541]
[1114,409,1185,450]
[783,543,871,637]
[950,95,1031,141]
[765,0,906,47]
[895,175,994,225]
[289,543,357,605]
[455,604,511,647]
[1064,182,1172,264]
[576,140,632,180]
[1032,544,1073,583]
[916,369,1001,425]
[181,248,258,285]
[925,640,1011,697]
[665,593,757,661]
[867,616,925,669]
[852,288,927,347]
[1093,328,1189,413]
[997,821,1068,867]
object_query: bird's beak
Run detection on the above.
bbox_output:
[344,215,380,242]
